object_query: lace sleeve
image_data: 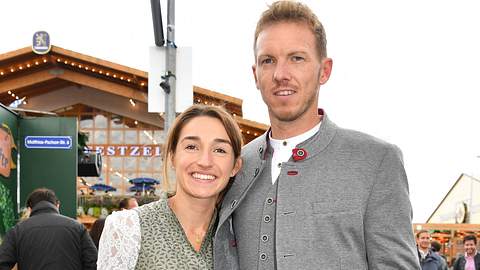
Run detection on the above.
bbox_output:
[97,209,141,270]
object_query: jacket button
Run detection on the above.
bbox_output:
[260,253,267,261]
[254,168,259,177]
[261,235,269,242]
[258,147,263,154]
[264,215,271,223]
[266,197,273,205]
[230,200,237,209]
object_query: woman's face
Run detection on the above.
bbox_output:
[172,116,241,201]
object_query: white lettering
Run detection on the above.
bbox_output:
[154,146,161,156]
[143,146,152,156]
[107,146,116,156]
[118,146,128,156]
[95,146,105,155]
[130,146,140,156]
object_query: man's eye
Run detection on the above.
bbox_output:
[292,56,304,62]
[261,58,274,65]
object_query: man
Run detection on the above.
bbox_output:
[0,188,97,270]
[119,197,139,210]
[416,230,443,270]
[453,234,480,270]
[213,1,420,269]
[431,240,448,270]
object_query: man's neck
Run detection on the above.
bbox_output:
[270,113,322,140]
[419,247,429,254]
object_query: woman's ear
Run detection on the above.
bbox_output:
[231,157,243,177]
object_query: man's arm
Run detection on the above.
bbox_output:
[364,145,421,270]
[79,225,97,270]
[0,228,17,270]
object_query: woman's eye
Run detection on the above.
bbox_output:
[185,144,197,150]
[213,148,227,154]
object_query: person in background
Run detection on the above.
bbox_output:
[0,188,97,270]
[98,105,243,269]
[119,197,139,210]
[431,240,448,270]
[417,230,444,270]
[213,1,420,269]
[453,234,480,270]
[89,218,106,249]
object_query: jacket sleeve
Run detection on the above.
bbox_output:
[364,145,421,270]
[453,256,461,270]
[0,227,17,270]
[80,225,98,270]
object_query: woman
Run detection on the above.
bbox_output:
[97,104,243,269]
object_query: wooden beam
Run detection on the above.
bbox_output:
[0,68,147,103]
[51,46,147,78]
[0,69,55,93]
[58,69,147,103]
[414,223,480,231]
[0,46,32,62]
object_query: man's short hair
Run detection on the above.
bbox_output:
[254,0,328,59]
[119,198,129,209]
[416,230,430,239]
[26,188,58,209]
[464,234,477,245]
[430,240,442,252]
[119,197,138,209]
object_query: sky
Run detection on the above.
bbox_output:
[1,0,480,223]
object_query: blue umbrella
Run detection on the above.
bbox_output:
[90,183,117,192]
[128,177,160,185]
[129,185,155,192]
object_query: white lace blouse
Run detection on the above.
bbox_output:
[97,209,141,270]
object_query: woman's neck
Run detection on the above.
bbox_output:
[168,193,217,251]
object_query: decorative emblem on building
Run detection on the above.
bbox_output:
[32,31,51,55]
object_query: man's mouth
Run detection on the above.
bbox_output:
[274,89,295,96]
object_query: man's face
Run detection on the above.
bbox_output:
[252,21,332,125]
[416,232,431,250]
[464,240,477,256]
[127,198,138,209]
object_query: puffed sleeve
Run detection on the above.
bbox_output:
[97,209,141,270]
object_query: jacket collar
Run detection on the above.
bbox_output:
[260,110,337,162]
[30,201,59,216]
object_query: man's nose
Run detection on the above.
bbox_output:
[273,60,292,83]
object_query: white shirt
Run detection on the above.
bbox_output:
[269,121,321,184]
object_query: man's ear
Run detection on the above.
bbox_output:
[252,65,259,90]
[318,57,333,85]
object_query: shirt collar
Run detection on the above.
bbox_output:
[269,121,321,149]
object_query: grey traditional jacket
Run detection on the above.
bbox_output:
[213,113,420,270]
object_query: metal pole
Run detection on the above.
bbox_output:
[164,0,176,133]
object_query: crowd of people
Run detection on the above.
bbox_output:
[0,1,479,269]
